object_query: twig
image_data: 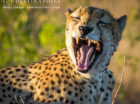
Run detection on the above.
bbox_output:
[15,95,24,104]
[111,55,126,104]
[99,93,104,104]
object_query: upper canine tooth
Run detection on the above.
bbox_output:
[91,40,94,43]
[88,40,91,46]
[76,37,79,44]
[94,41,97,44]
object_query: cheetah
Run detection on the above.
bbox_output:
[0,6,127,104]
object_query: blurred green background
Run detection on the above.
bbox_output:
[0,0,140,104]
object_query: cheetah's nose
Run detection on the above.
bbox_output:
[79,26,93,37]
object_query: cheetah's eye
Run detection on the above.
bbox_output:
[72,16,80,21]
[97,21,111,25]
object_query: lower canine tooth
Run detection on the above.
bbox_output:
[77,51,80,60]
[96,43,101,51]
[76,37,79,44]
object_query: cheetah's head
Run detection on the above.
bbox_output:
[65,6,127,73]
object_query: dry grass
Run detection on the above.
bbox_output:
[112,56,126,104]
[15,95,24,104]
[99,93,104,104]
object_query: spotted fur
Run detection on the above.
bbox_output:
[0,6,126,104]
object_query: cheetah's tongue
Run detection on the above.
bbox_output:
[77,45,94,71]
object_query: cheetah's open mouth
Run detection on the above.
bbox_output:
[72,37,102,73]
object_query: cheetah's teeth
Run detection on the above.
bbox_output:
[77,51,80,60]
[95,41,101,51]
[91,40,94,43]
[96,44,101,51]
[93,40,97,44]
[88,40,91,46]
[76,37,80,44]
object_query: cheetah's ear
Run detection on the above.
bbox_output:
[117,15,127,33]
[66,8,72,17]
